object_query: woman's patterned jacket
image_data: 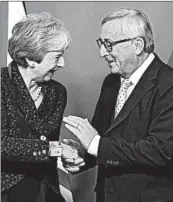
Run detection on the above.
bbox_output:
[1,61,67,195]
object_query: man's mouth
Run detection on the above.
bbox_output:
[108,61,114,66]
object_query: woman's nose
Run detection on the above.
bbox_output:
[57,56,65,68]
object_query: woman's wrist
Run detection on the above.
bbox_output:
[49,141,62,157]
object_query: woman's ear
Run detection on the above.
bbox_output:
[134,37,145,55]
[25,58,36,68]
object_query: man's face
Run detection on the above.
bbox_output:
[99,20,137,78]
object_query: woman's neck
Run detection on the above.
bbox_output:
[18,65,43,108]
[18,65,38,90]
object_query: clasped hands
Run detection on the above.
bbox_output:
[62,115,99,172]
[49,139,85,173]
[49,115,99,173]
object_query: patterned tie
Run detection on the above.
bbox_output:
[114,78,133,119]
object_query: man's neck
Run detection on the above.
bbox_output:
[137,52,150,68]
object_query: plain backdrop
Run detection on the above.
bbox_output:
[25,2,173,141]
[1,0,173,155]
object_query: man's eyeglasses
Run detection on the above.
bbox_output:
[96,37,137,52]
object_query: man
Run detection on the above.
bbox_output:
[63,8,173,202]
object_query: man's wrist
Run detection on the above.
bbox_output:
[49,141,62,157]
[87,135,100,156]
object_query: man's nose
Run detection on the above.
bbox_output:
[100,45,109,58]
[57,56,65,68]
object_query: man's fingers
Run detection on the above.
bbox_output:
[65,166,80,173]
[78,161,85,167]
[73,157,84,165]
[63,158,74,163]
[63,117,79,128]
[64,124,82,140]
[63,157,84,165]
[68,116,87,125]
[62,139,71,145]
[68,116,85,121]
[62,139,80,148]
[64,116,87,129]
[62,138,79,148]
[63,157,85,167]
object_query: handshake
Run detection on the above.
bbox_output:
[49,139,85,173]
[49,115,99,173]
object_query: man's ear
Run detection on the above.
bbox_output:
[134,37,145,55]
[25,58,36,68]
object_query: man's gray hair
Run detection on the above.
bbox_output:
[102,8,154,53]
[8,12,72,67]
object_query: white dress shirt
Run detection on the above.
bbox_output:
[88,53,155,157]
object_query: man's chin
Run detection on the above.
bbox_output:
[109,65,118,74]
[110,69,118,74]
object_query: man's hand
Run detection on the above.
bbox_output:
[63,116,99,150]
[61,139,85,173]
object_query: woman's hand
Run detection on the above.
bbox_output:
[61,139,85,173]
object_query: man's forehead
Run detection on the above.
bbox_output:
[100,20,121,39]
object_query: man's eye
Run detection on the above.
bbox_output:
[105,41,112,47]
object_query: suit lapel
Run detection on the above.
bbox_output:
[92,74,121,136]
[9,62,61,137]
[105,54,163,135]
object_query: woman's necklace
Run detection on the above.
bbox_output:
[32,86,42,102]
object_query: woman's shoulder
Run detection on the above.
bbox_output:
[1,67,9,79]
[1,67,10,89]
[49,79,67,94]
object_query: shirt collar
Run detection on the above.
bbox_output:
[121,53,155,85]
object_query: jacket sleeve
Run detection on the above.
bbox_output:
[1,83,67,163]
[1,136,50,163]
[1,103,50,162]
[97,79,173,168]
[84,74,117,168]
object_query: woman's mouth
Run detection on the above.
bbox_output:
[49,69,56,74]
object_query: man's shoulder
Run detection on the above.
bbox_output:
[155,62,173,94]
[157,63,173,84]
[149,54,173,89]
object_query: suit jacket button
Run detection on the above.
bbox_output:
[40,135,47,141]
[38,151,41,155]
[33,151,37,156]
[42,150,47,155]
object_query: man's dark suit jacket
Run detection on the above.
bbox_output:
[89,54,173,202]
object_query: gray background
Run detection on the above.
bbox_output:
[25,2,173,141]
[1,2,173,141]
[1,2,173,201]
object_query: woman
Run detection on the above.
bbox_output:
[1,12,74,202]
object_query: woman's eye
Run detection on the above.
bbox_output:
[55,57,60,61]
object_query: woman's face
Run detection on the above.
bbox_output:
[32,51,65,82]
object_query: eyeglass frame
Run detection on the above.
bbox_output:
[96,37,138,52]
